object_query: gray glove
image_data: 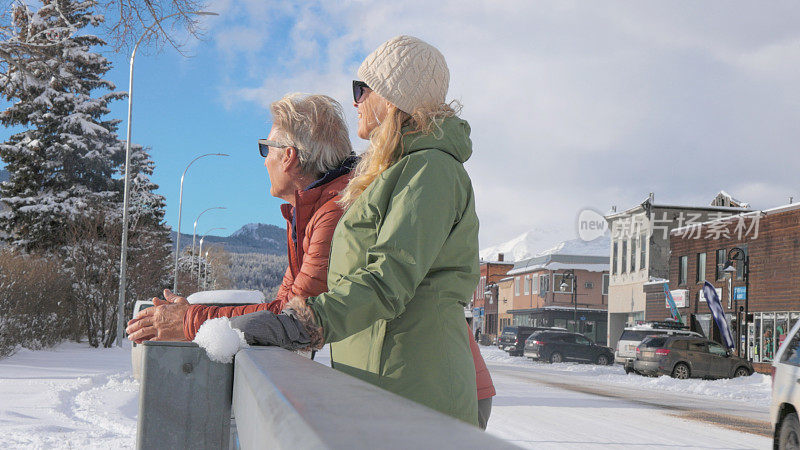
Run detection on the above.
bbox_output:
[228,309,311,350]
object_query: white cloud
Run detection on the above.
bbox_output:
[205,1,800,250]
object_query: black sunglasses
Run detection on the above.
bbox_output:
[352,80,370,103]
[257,139,291,157]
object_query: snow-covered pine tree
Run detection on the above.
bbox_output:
[124,144,173,317]
[0,1,175,347]
[0,0,125,252]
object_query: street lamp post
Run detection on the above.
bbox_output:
[173,153,228,293]
[204,250,210,290]
[724,247,749,359]
[117,10,219,347]
[560,270,577,331]
[723,265,738,356]
[483,283,497,339]
[192,207,225,276]
[198,227,225,282]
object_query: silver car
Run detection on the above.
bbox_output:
[771,319,800,449]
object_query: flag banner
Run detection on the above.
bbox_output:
[663,283,682,322]
[702,281,735,349]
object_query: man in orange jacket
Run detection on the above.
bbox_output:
[127,93,495,428]
[127,94,354,342]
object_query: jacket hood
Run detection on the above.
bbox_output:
[400,116,472,163]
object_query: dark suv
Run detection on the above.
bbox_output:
[633,335,753,379]
[524,330,614,364]
[498,326,566,356]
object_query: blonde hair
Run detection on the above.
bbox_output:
[270,93,353,176]
[339,101,460,208]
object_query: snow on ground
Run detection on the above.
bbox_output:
[0,342,138,449]
[485,366,770,449]
[481,345,772,404]
[0,342,772,449]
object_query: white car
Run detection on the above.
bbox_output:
[130,290,265,381]
[771,319,800,448]
[615,323,702,373]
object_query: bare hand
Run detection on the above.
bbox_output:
[126,289,190,343]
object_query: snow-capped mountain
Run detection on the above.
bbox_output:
[480,230,610,262]
[171,222,285,255]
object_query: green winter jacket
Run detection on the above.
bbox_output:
[308,116,480,426]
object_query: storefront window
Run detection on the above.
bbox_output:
[792,313,800,333]
[567,320,577,333]
[696,314,711,339]
[585,321,596,343]
[762,313,775,362]
[778,313,790,353]
[752,315,761,361]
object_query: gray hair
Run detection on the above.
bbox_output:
[269,93,352,176]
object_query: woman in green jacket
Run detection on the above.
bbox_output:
[231,35,481,426]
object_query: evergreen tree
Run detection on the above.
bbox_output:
[125,144,173,312]
[0,0,124,251]
[0,0,174,346]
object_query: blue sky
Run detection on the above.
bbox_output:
[3,1,800,252]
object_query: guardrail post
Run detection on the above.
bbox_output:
[136,341,233,450]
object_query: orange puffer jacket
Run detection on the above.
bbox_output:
[183,170,351,340]
[469,326,496,400]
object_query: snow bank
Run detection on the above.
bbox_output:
[193,317,248,364]
[480,346,771,404]
[0,342,138,449]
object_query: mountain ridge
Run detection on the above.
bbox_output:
[171,222,284,255]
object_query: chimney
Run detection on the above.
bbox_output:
[498,253,504,262]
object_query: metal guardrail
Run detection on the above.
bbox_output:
[231,347,517,449]
[137,341,233,450]
[137,343,517,449]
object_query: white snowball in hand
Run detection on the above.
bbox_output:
[193,317,248,364]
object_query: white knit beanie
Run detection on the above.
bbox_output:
[357,35,450,114]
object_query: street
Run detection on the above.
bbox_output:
[482,346,771,449]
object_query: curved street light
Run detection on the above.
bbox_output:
[173,153,229,292]
[192,207,226,269]
[559,269,578,328]
[117,10,220,347]
[724,247,749,357]
[198,227,226,282]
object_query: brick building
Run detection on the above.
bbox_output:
[470,254,514,339]
[646,202,800,364]
[605,192,751,349]
[504,238,610,344]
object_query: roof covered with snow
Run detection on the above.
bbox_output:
[504,236,610,275]
[606,192,752,221]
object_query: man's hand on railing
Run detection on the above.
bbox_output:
[126,289,190,344]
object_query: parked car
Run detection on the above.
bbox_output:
[633,335,752,379]
[524,330,614,364]
[771,319,800,449]
[498,326,566,356]
[615,322,702,374]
